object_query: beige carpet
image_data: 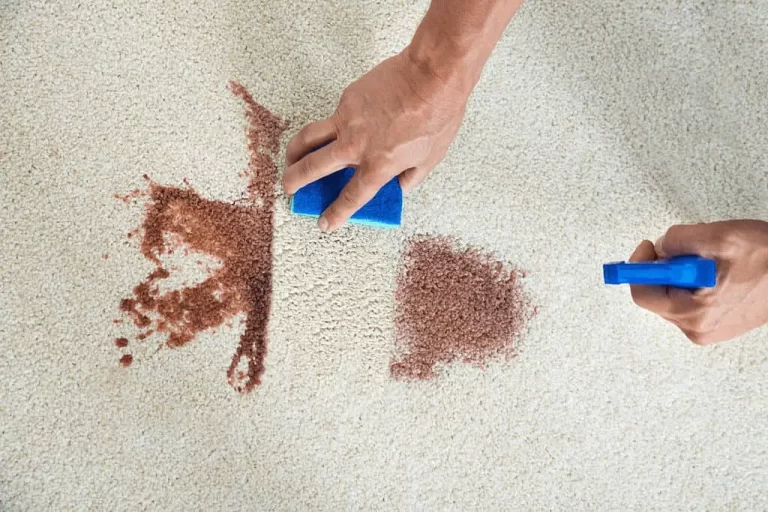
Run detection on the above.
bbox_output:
[2,0,768,509]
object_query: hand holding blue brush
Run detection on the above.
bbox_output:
[615,220,768,345]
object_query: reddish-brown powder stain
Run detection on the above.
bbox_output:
[114,81,288,393]
[119,354,133,367]
[136,330,153,341]
[114,337,129,348]
[102,253,109,260]
[391,236,535,380]
[114,189,143,203]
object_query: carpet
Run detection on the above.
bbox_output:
[2,0,767,509]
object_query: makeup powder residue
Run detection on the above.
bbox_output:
[391,236,535,380]
[114,81,288,393]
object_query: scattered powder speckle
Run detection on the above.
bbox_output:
[391,236,535,380]
[114,81,288,393]
[114,337,129,348]
[114,189,143,203]
[119,354,133,367]
[102,253,109,260]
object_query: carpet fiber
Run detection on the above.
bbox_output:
[2,1,768,509]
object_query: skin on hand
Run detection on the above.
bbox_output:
[629,220,768,344]
[282,50,468,232]
[283,0,524,232]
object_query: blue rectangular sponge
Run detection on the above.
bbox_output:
[290,167,403,228]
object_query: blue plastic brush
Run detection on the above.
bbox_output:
[603,255,716,289]
[290,166,403,228]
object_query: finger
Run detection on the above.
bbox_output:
[656,223,717,258]
[285,117,339,166]
[628,239,657,263]
[628,240,674,315]
[398,167,427,194]
[399,150,446,193]
[282,142,354,195]
[666,286,699,311]
[319,164,391,232]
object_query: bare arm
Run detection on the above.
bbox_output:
[408,0,525,96]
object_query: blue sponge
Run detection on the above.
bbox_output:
[290,166,403,228]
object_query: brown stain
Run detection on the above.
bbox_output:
[119,354,133,367]
[114,337,129,348]
[391,236,534,380]
[102,253,109,260]
[114,189,144,203]
[136,330,153,341]
[114,81,288,393]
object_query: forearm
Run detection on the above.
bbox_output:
[407,0,524,94]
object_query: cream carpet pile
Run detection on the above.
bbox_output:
[2,1,767,509]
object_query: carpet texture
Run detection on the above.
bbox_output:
[2,0,768,510]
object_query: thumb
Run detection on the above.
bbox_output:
[628,239,659,263]
[628,240,672,315]
[398,167,427,194]
[656,223,715,258]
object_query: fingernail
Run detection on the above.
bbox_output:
[318,217,329,232]
[655,236,665,254]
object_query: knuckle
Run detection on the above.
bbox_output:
[300,155,314,177]
[716,231,743,258]
[684,330,705,345]
[684,330,714,346]
[681,312,718,345]
[662,224,685,247]
[330,114,345,138]
[286,136,299,154]
[338,131,365,155]
[339,185,361,207]
[338,88,361,110]
[330,140,355,161]
[338,88,353,106]
[297,124,313,145]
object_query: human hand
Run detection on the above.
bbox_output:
[629,220,768,344]
[282,48,469,232]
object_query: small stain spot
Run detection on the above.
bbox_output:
[102,253,109,260]
[119,354,133,367]
[114,337,129,348]
[115,189,143,203]
[136,330,154,341]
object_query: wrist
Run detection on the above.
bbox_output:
[405,19,490,97]
[405,0,522,97]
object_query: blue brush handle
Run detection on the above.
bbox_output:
[603,255,716,289]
